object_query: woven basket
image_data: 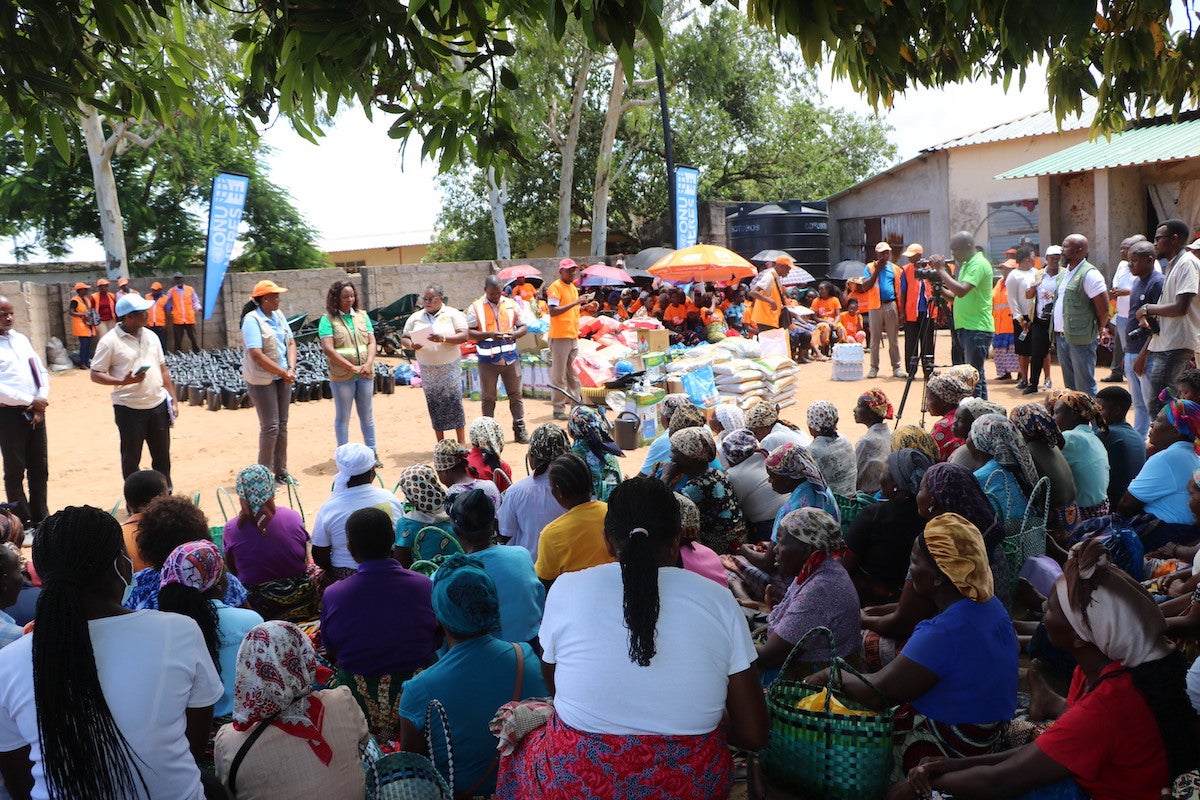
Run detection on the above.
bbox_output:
[364,700,454,800]
[578,386,612,406]
[761,627,894,800]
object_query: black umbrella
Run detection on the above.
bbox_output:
[627,247,674,272]
[751,249,791,263]
[827,259,867,281]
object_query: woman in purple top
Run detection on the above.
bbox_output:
[755,507,861,680]
[223,465,317,622]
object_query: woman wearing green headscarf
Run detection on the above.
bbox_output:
[398,554,548,797]
[222,463,317,621]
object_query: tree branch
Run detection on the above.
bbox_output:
[618,98,658,113]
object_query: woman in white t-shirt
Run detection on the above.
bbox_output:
[496,477,767,800]
[0,505,224,800]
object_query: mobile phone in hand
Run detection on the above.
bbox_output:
[134,365,150,376]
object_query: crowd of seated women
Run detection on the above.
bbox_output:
[0,372,1199,800]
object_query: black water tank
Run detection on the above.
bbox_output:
[726,200,830,279]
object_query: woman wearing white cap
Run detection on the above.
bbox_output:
[1025,245,1061,393]
[241,280,297,484]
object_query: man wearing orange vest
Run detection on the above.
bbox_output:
[69,282,98,368]
[466,275,529,443]
[748,254,792,331]
[145,281,170,349]
[852,241,904,379]
[899,243,936,377]
[164,272,202,353]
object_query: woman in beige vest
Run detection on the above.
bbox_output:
[241,280,297,484]
[319,281,377,461]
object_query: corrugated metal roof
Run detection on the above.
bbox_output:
[996,117,1200,179]
[924,97,1097,151]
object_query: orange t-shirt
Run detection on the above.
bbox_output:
[546,279,581,339]
[515,284,537,302]
[838,311,863,338]
[812,296,841,321]
[663,303,690,327]
[700,307,725,326]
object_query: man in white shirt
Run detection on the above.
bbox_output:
[0,297,49,524]
[1103,235,1148,384]
[90,294,180,489]
[1135,218,1200,413]
[1054,234,1110,396]
[1005,246,1036,391]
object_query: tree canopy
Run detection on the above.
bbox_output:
[427,6,896,261]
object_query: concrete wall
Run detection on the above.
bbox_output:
[1056,172,1097,254]
[828,151,950,258]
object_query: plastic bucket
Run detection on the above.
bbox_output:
[614,411,641,451]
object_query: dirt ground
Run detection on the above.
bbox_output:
[41,330,1069,524]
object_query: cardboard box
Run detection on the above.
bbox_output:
[666,376,685,395]
[627,388,666,446]
[636,329,671,354]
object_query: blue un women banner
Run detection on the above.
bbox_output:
[203,172,250,320]
[674,166,699,249]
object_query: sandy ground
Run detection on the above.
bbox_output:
[39,330,1071,524]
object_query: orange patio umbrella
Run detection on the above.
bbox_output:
[647,244,757,283]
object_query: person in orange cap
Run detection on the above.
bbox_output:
[69,282,97,368]
[115,277,138,298]
[748,254,792,332]
[854,242,904,379]
[89,278,117,337]
[165,272,202,353]
[899,242,936,377]
[241,280,297,484]
[145,281,169,348]
[546,259,596,420]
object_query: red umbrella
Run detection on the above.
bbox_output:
[580,264,633,285]
[496,264,542,283]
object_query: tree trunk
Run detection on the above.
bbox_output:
[78,104,129,280]
[556,51,593,258]
[486,167,511,259]
[590,65,626,257]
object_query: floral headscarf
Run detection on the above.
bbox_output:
[745,401,779,430]
[926,369,976,406]
[658,394,692,427]
[1161,392,1200,452]
[921,462,1001,547]
[777,507,843,552]
[720,428,762,467]
[469,416,505,456]
[1058,389,1102,422]
[433,439,469,472]
[236,464,277,534]
[958,397,1007,422]
[671,426,717,464]
[765,443,826,489]
[233,621,332,765]
[398,464,447,514]
[859,389,894,420]
[569,406,623,460]
[675,492,701,535]
[969,413,1038,489]
[431,553,500,637]
[891,425,939,462]
[669,404,707,435]
[1009,403,1065,449]
[712,403,746,434]
[806,401,839,436]
[528,423,570,467]
[159,540,223,592]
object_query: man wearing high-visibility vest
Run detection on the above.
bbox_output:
[164,272,202,353]
[852,241,904,379]
[467,275,529,443]
[748,254,792,331]
[145,281,170,349]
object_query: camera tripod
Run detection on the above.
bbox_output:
[893,290,953,429]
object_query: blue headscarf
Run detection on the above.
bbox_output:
[431,553,500,637]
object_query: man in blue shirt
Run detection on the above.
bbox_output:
[862,241,903,379]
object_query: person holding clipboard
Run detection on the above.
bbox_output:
[401,284,470,443]
[0,296,50,524]
[91,293,180,489]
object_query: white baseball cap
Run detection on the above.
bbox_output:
[1044,245,1063,256]
[115,294,154,317]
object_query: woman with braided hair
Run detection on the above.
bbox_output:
[0,505,224,799]
[497,477,767,799]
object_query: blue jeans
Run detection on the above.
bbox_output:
[1146,348,1193,416]
[331,376,376,449]
[957,329,994,399]
[1055,335,1098,396]
[1125,352,1152,437]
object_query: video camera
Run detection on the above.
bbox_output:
[913,258,941,285]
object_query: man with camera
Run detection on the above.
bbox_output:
[855,241,903,379]
[928,231,994,399]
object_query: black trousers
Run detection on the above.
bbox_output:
[113,401,172,488]
[903,315,935,375]
[0,407,47,524]
[1028,317,1053,387]
[149,325,167,350]
[174,323,199,353]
